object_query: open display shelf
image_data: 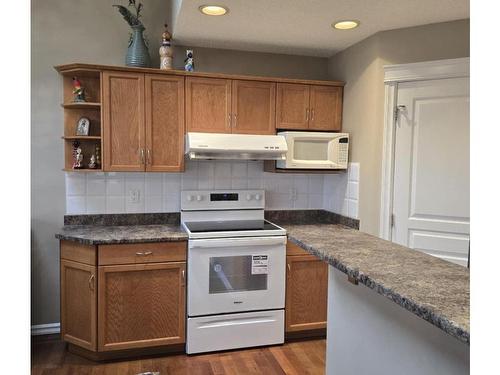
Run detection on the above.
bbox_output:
[61,69,103,172]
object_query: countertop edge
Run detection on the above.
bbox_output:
[286,234,470,345]
[55,233,188,245]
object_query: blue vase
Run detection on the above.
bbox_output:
[126,25,151,68]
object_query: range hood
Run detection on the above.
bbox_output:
[185,132,288,160]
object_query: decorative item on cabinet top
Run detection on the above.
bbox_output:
[159,24,173,70]
[113,0,151,68]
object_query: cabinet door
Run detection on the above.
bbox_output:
[145,75,185,172]
[285,255,328,332]
[186,77,231,133]
[276,83,310,130]
[231,80,276,135]
[60,260,97,351]
[98,262,186,351]
[309,85,343,131]
[102,71,145,171]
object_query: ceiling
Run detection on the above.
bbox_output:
[172,0,469,57]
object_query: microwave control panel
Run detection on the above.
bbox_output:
[337,137,349,166]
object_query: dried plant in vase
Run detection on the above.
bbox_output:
[113,0,151,67]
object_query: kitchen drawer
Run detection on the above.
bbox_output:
[98,241,186,265]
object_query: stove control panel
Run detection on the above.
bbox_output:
[181,190,265,211]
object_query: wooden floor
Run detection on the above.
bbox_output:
[31,337,326,375]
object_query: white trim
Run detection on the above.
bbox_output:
[31,322,60,336]
[379,58,470,239]
[379,83,397,239]
[384,58,469,83]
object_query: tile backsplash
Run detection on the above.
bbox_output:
[323,162,360,219]
[65,161,360,219]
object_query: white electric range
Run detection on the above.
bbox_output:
[181,190,286,354]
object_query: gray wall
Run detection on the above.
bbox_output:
[328,19,470,236]
[31,0,328,326]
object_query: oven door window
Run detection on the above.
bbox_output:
[209,255,268,294]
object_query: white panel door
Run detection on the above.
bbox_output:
[392,78,469,266]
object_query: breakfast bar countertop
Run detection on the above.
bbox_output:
[281,223,470,344]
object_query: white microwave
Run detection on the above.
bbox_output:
[276,131,349,170]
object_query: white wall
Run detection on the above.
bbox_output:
[66,161,358,215]
[326,267,469,374]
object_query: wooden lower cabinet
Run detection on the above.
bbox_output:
[285,243,328,335]
[60,241,187,358]
[60,259,97,351]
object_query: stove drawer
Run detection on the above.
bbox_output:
[98,242,186,265]
[187,309,284,354]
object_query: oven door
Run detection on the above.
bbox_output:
[187,236,286,317]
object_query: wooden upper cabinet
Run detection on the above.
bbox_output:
[102,71,145,171]
[276,83,310,130]
[98,262,186,352]
[145,74,185,171]
[186,77,231,133]
[231,80,276,135]
[60,259,97,351]
[309,85,343,131]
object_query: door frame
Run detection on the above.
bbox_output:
[379,57,470,239]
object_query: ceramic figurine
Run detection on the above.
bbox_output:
[88,155,97,169]
[159,24,173,70]
[95,145,101,167]
[72,77,85,102]
[184,49,194,71]
[73,147,83,169]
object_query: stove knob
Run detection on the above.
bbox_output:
[246,194,252,201]
[255,194,262,201]
[196,195,203,201]
[187,195,194,202]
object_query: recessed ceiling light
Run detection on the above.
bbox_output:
[199,5,228,16]
[332,20,360,30]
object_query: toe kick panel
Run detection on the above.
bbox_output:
[187,310,284,354]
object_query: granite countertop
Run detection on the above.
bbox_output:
[283,224,470,344]
[55,224,188,245]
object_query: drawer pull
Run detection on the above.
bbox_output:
[135,251,153,256]
[144,251,153,256]
[88,274,95,291]
[135,252,144,256]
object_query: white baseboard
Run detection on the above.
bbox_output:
[31,322,60,336]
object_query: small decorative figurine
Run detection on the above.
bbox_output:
[88,155,97,169]
[159,24,173,70]
[76,117,90,136]
[73,147,84,169]
[72,77,86,102]
[95,145,101,167]
[184,49,194,71]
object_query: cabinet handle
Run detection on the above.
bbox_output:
[140,149,145,165]
[287,263,291,273]
[305,108,309,121]
[144,251,153,256]
[233,113,237,127]
[181,269,185,286]
[88,274,95,291]
[311,109,314,121]
[135,252,144,256]
[146,149,151,165]
[228,113,232,126]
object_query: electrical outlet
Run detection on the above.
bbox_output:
[129,189,140,203]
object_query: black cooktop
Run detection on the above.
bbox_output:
[184,220,282,233]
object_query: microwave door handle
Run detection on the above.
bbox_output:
[190,236,286,249]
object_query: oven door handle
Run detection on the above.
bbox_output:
[190,236,286,249]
